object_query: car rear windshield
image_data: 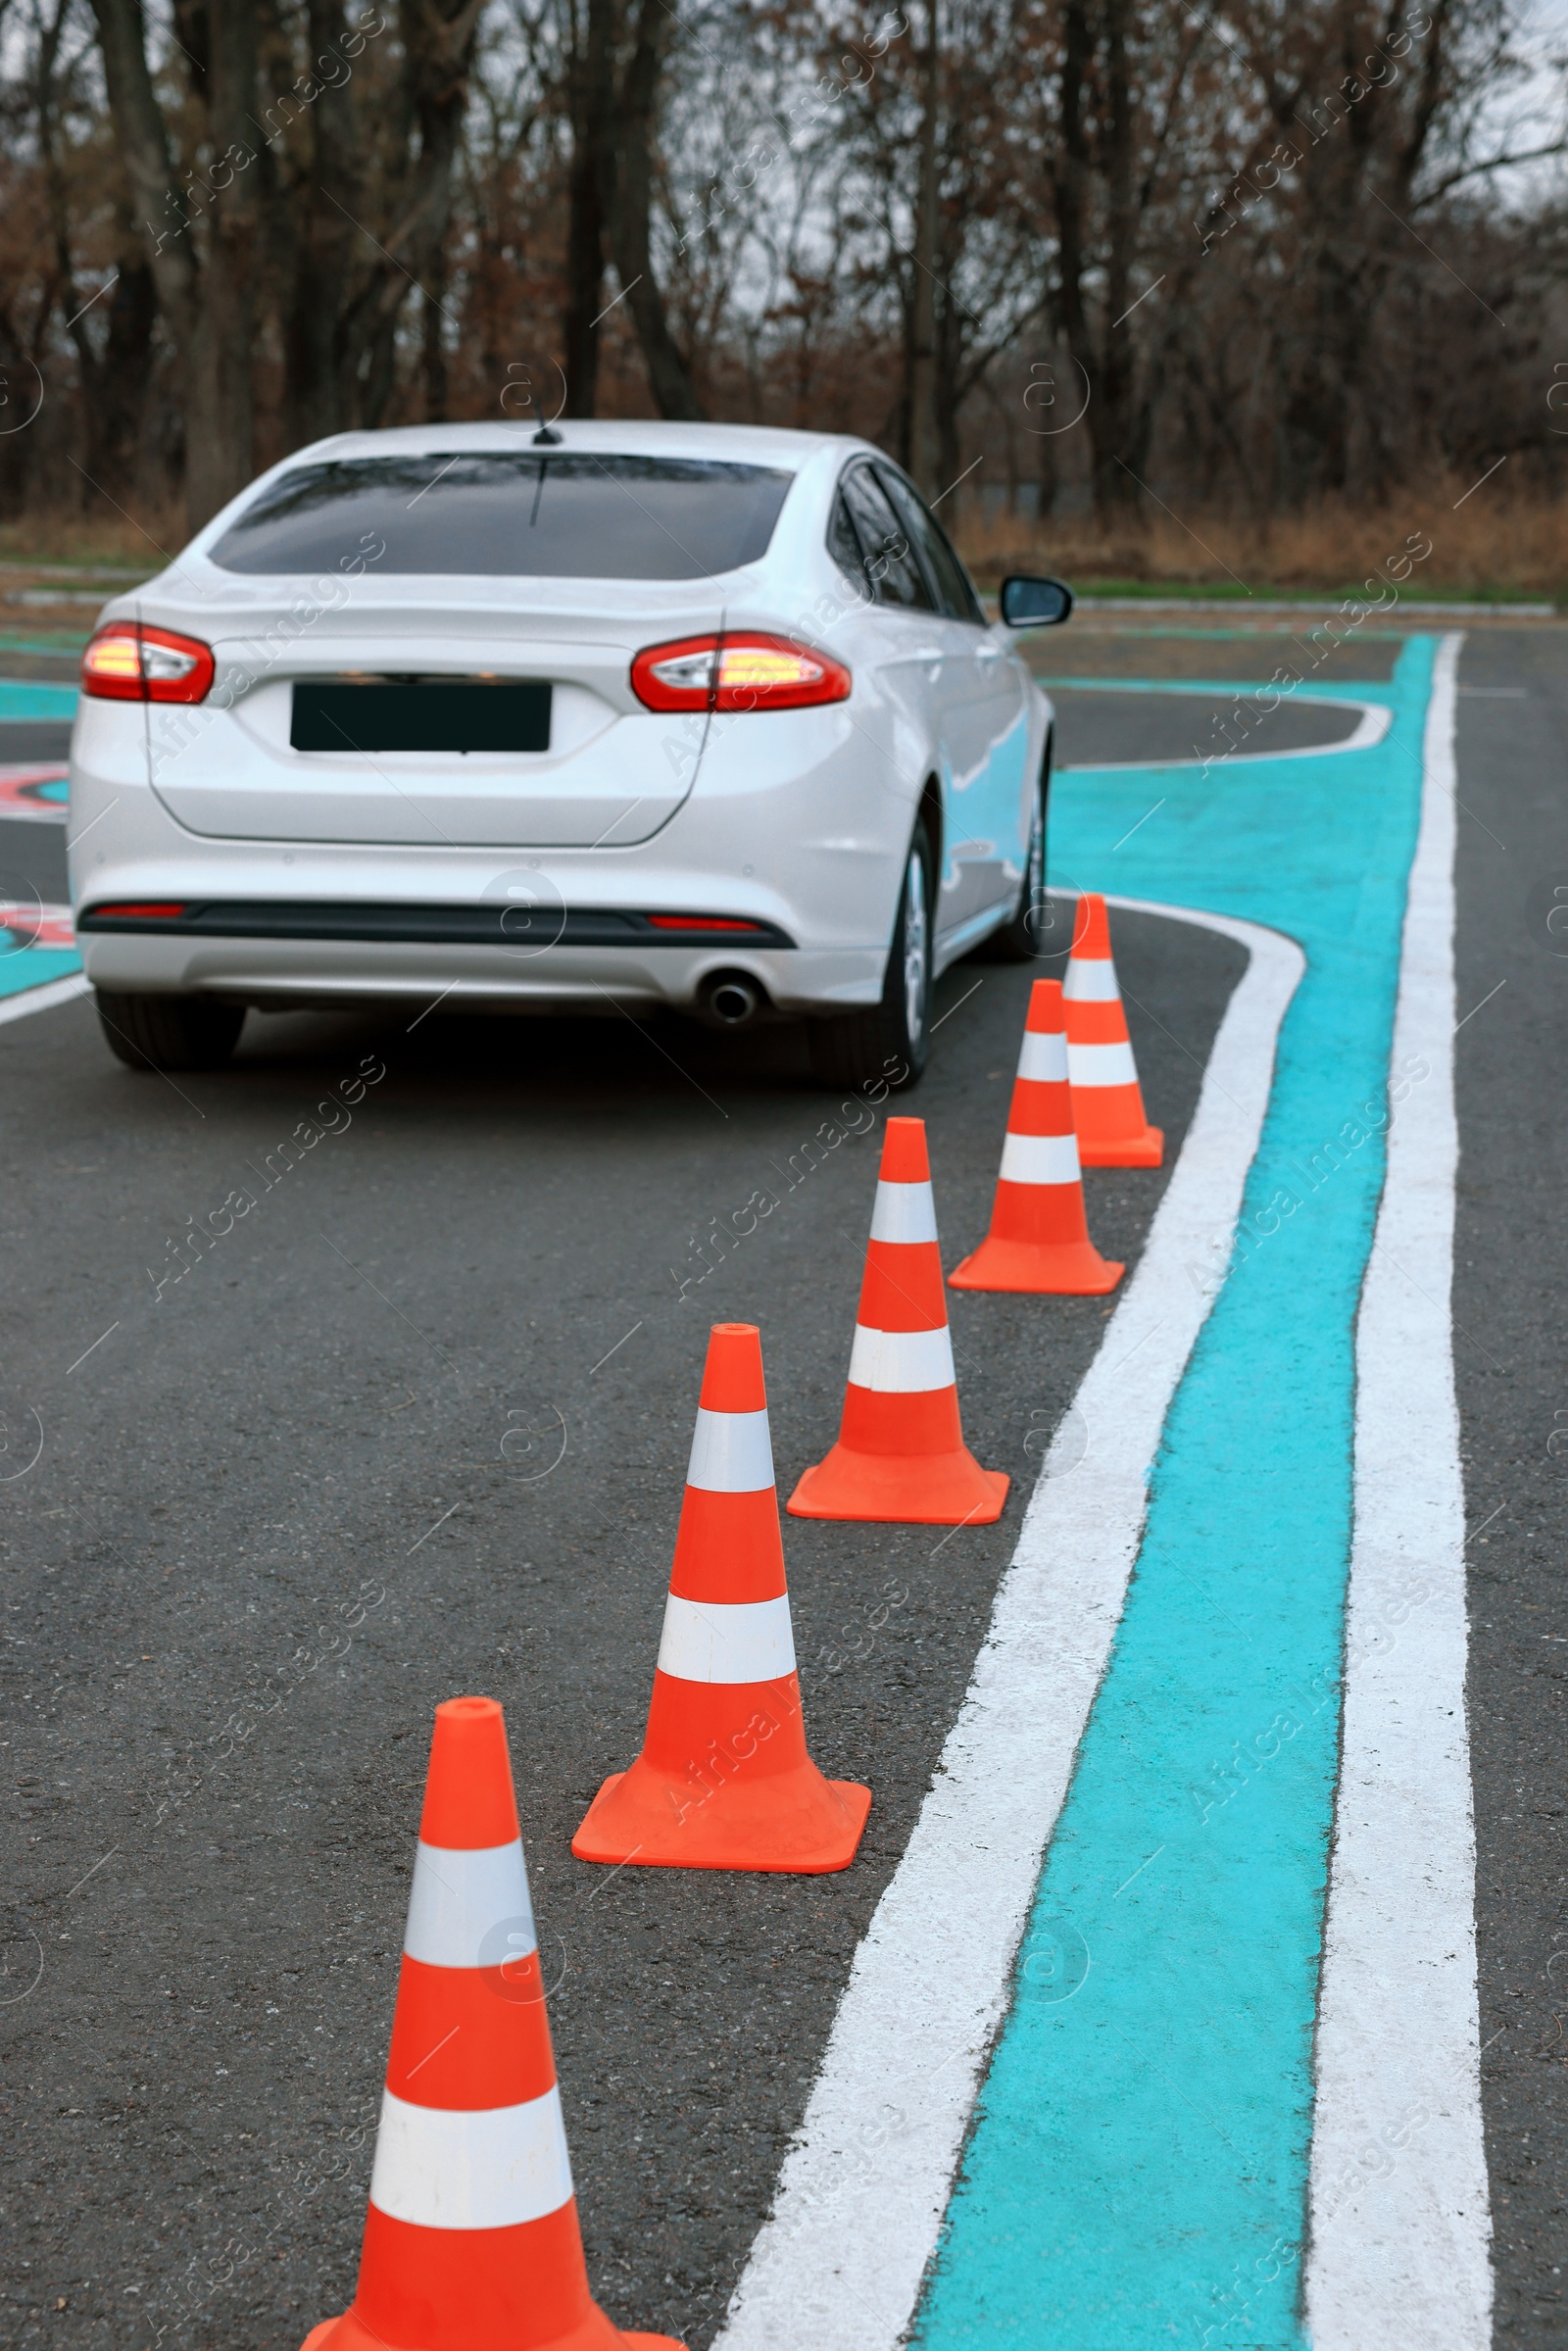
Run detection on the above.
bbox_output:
[207,453,795,580]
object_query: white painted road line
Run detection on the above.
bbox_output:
[0,973,89,1026]
[1305,635,1492,2348]
[712,900,1304,2351]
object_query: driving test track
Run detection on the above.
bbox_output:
[5,624,1558,2347]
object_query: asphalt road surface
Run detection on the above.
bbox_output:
[1048,683,1364,766]
[1,890,1243,2349]
[1453,632,1568,2344]
[0,823,68,913]
[2,616,1563,2349]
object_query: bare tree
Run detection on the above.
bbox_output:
[89,0,259,527]
[562,0,614,410]
[0,0,1560,526]
[604,0,704,415]
[29,0,157,488]
[906,0,940,489]
[87,0,484,523]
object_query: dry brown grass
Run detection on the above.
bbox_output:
[954,474,1566,600]
[0,508,181,574]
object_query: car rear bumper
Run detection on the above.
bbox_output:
[75,925,885,1014]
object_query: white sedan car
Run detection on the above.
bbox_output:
[70,420,1069,1084]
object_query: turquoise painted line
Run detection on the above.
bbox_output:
[0,948,81,999]
[1031,626,1414,642]
[35,776,69,802]
[916,638,1439,2349]
[1041,676,1385,697]
[0,680,78,719]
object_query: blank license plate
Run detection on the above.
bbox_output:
[291,681,552,755]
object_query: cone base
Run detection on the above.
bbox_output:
[572,1762,871,1874]
[1076,1123,1163,1168]
[948,1236,1124,1296]
[788,1445,1008,1525]
[302,2315,685,2351]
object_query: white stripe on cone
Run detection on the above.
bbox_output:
[404,1839,535,1970]
[1067,1040,1140,1087]
[658,1592,797,1684]
[1016,1030,1068,1084]
[368,2083,574,2230]
[869,1180,940,1246]
[848,1322,956,1394]
[1064,958,1121,1002]
[999,1132,1081,1187]
[687,1406,775,1494]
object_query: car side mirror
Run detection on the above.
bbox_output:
[1000,574,1073,628]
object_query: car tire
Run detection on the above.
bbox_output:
[808,817,933,1093]
[95,990,246,1072]
[972,740,1052,962]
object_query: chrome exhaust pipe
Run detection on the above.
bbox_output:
[701,972,763,1028]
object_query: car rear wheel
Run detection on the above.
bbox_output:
[808,818,933,1092]
[973,741,1052,962]
[95,990,246,1072]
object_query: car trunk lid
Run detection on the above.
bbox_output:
[145,594,718,849]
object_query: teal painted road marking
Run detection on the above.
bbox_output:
[0,680,78,719]
[1042,675,1388,696]
[0,949,81,1000]
[916,638,1440,2349]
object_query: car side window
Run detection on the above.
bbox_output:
[877,467,987,625]
[827,491,866,587]
[838,465,935,612]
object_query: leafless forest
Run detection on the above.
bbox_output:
[0,0,1564,581]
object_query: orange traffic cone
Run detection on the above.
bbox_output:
[787,1117,1008,1526]
[949,979,1124,1296]
[1065,893,1163,1166]
[301,1695,684,2351]
[572,1322,870,1873]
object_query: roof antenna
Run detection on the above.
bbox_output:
[533,423,563,446]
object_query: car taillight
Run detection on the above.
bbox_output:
[81,623,215,704]
[630,632,851,713]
